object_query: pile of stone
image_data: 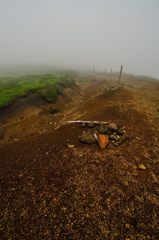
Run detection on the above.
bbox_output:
[78,121,127,149]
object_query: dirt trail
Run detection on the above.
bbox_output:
[0,78,159,240]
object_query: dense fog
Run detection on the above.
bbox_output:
[0,0,159,78]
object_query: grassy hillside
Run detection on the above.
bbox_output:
[0,73,75,109]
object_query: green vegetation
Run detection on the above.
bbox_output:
[0,73,76,108]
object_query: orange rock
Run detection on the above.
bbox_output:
[97,134,109,150]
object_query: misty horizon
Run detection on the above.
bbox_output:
[0,0,159,78]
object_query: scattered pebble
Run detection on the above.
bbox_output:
[67,144,75,148]
[14,138,19,142]
[136,137,141,140]
[125,223,131,230]
[138,164,146,170]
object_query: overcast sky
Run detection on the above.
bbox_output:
[0,0,159,77]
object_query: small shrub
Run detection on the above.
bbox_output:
[39,87,58,103]
[49,107,61,114]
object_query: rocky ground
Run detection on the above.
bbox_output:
[0,76,159,239]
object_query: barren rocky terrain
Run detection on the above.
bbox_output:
[0,76,159,239]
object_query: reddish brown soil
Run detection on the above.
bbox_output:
[0,77,159,239]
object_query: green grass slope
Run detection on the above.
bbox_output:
[0,73,75,109]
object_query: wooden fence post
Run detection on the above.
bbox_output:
[118,65,123,89]
[111,68,113,81]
